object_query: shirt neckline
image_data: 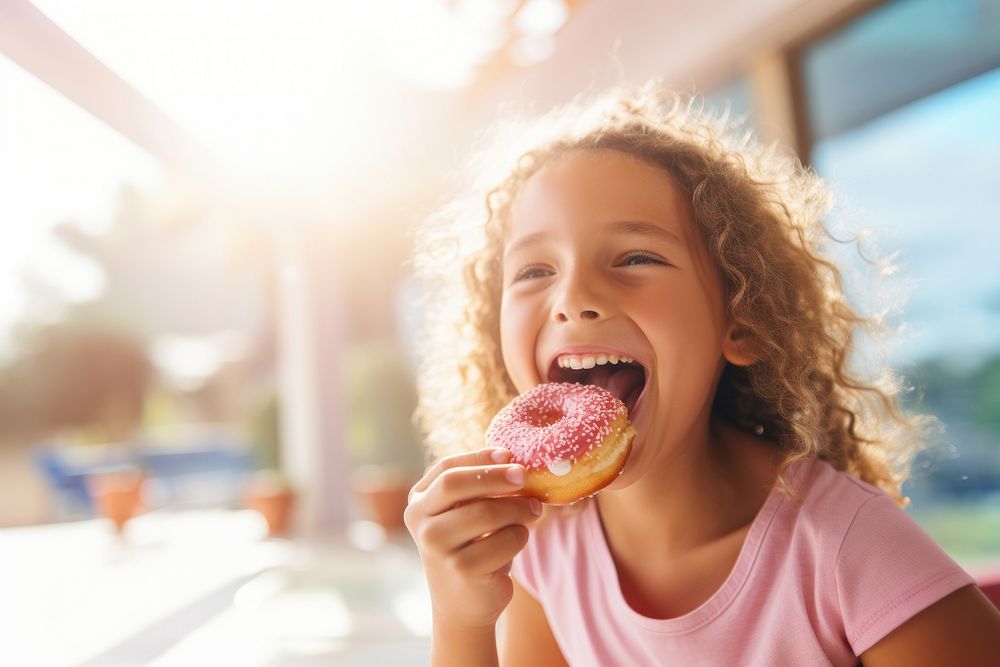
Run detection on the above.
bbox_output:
[584,458,808,634]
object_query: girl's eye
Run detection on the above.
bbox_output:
[618,251,669,267]
[513,265,552,282]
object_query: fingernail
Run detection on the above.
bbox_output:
[506,466,525,486]
[529,498,542,516]
[491,449,510,463]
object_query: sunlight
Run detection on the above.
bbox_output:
[2,0,505,352]
[0,54,163,355]
[27,0,496,191]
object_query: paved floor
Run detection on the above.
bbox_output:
[0,509,431,666]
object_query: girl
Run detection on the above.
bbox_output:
[404,84,1000,665]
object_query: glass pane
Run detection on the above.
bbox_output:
[804,0,1000,142]
[814,67,1000,363]
[702,76,755,127]
[812,62,1000,564]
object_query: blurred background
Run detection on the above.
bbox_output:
[1,0,998,664]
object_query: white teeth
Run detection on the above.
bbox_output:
[556,353,636,369]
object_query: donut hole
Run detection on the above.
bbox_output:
[529,405,564,427]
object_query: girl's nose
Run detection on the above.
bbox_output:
[553,277,605,323]
[555,308,601,323]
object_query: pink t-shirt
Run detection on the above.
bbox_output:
[511,457,973,665]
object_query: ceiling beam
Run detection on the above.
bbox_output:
[0,0,222,184]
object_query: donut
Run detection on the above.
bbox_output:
[485,382,635,505]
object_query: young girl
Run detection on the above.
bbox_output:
[404,84,1000,665]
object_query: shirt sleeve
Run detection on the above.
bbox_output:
[836,493,975,655]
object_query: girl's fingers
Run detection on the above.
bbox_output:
[420,496,541,553]
[416,463,528,517]
[450,524,531,576]
[410,448,511,496]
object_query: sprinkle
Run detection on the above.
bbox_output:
[485,383,628,470]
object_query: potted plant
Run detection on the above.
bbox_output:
[243,467,296,538]
[344,342,425,532]
[87,464,145,534]
[243,392,296,538]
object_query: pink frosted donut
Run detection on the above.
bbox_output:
[485,383,635,504]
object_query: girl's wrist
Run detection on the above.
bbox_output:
[431,620,499,667]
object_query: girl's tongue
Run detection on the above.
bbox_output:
[570,363,645,414]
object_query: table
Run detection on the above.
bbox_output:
[0,509,431,666]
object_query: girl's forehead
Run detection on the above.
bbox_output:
[500,148,725,292]
[505,149,694,240]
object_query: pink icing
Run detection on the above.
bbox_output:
[485,383,627,470]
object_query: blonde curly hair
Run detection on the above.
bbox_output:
[414,83,932,505]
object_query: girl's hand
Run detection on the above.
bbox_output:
[404,447,543,632]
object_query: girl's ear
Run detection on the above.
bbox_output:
[723,324,757,367]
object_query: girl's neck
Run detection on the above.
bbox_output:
[596,418,779,560]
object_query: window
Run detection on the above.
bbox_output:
[702,75,755,128]
[803,0,1000,564]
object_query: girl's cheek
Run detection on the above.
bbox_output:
[499,311,539,392]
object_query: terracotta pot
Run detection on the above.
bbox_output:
[353,474,413,532]
[87,469,145,533]
[244,479,296,538]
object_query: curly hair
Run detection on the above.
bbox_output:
[414,83,932,505]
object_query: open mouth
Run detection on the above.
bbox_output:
[547,353,647,416]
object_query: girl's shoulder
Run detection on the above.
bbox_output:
[791,457,889,518]
[785,458,974,655]
[784,459,971,603]
[783,457,926,555]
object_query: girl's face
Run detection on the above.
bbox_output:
[499,149,751,484]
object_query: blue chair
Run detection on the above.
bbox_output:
[137,446,254,508]
[32,446,95,517]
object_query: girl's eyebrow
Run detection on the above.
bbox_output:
[609,220,687,248]
[503,219,686,259]
[504,231,550,259]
